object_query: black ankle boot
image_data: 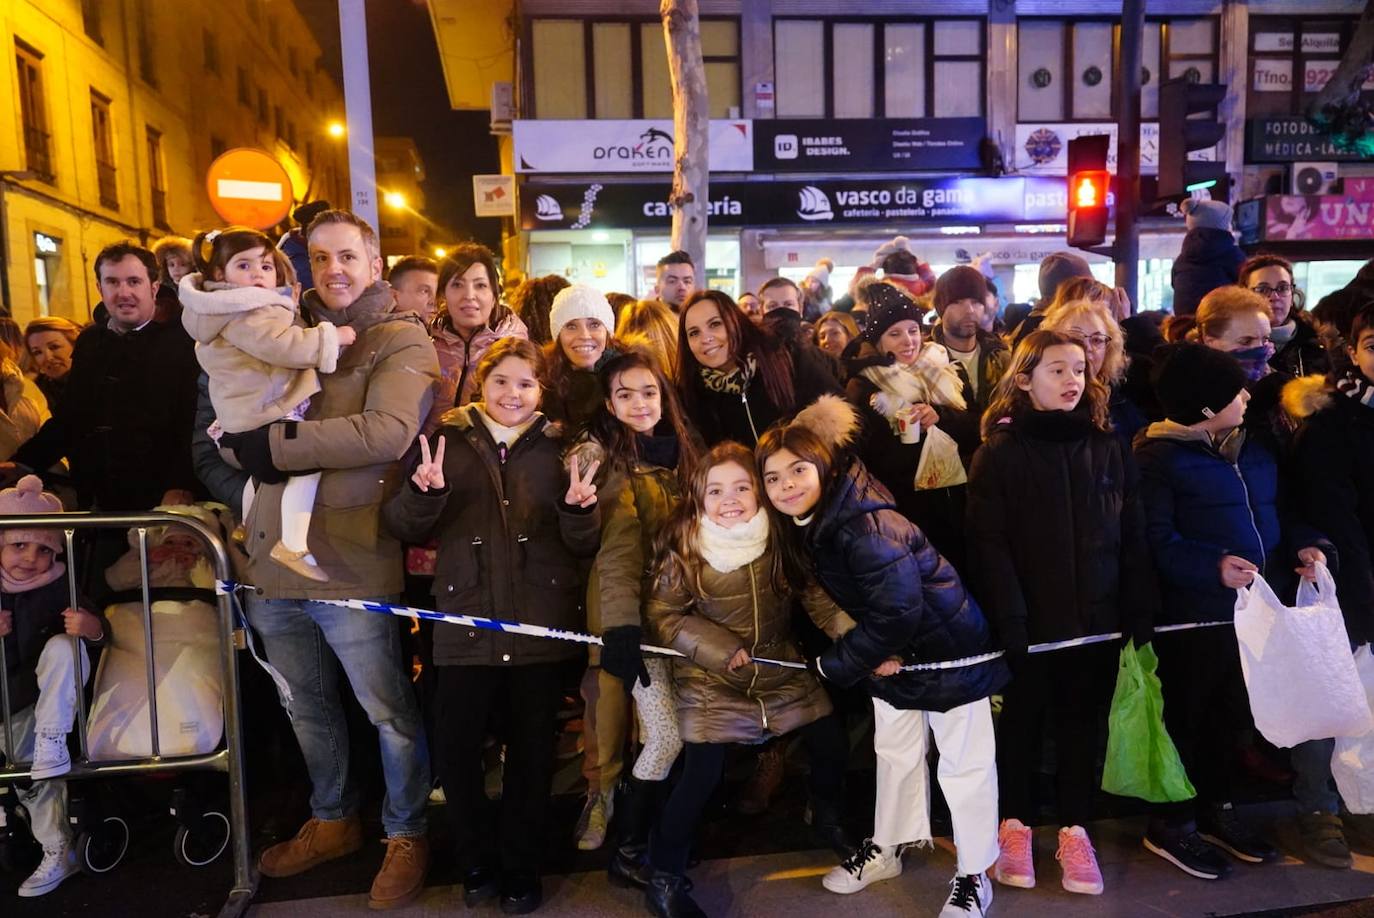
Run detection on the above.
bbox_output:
[608,777,659,889]
[807,796,855,858]
[645,870,707,918]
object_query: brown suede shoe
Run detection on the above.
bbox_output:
[368,834,429,910]
[259,815,364,878]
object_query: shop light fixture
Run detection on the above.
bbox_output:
[939,226,981,235]
[591,230,610,242]
[434,247,447,258]
[1014,223,1069,233]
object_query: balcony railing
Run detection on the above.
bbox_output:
[151,187,168,229]
[23,126,55,182]
[96,159,119,210]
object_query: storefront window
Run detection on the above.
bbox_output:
[635,236,739,300]
[529,229,633,296]
[1295,260,1367,305]
[33,231,62,317]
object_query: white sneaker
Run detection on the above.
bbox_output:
[18,842,78,897]
[575,791,613,851]
[938,871,993,917]
[30,730,71,780]
[822,838,903,894]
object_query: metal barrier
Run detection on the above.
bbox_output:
[0,511,255,917]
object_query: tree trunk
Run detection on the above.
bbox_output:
[1305,0,1374,151]
[661,0,709,286]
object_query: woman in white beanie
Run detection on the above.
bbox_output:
[0,474,107,897]
[542,283,622,435]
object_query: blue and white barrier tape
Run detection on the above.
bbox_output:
[216,581,1230,673]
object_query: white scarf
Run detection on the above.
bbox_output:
[860,343,968,420]
[476,407,541,446]
[698,508,770,574]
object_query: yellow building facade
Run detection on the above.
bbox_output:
[1,0,348,325]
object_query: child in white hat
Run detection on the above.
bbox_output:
[0,474,107,897]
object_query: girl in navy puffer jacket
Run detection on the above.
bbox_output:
[759,395,1006,917]
[1135,342,1332,881]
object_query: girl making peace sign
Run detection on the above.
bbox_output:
[384,337,602,914]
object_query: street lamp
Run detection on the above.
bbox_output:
[384,190,407,210]
[326,120,346,139]
[434,247,447,258]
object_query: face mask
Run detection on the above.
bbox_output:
[1231,343,1274,382]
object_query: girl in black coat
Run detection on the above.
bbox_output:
[675,290,840,447]
[967,330,1158,897]
[759,395,1006,917]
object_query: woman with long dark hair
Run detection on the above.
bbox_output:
[675,290,838,447]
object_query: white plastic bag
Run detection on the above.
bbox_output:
[1333,645,1374,814]
[1233,563,1374,749]
[913,424,968,491]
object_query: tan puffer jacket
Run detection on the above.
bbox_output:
[646,544,856,745]
[179,273,340,433]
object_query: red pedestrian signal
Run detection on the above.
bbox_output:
[1067,136,1110,250]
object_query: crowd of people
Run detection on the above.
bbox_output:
[2,198,1374,918]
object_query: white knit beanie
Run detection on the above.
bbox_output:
[549,284,615,336]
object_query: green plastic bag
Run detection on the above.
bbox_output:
[1101,640,1197,803]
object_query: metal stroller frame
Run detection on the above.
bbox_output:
[0,511,255,916]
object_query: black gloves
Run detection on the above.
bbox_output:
[221,426,289,485]
[601,626,650,691]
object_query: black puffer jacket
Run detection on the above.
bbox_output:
[686,345,840,447]
[804,455,1008,712]
[1270,312,1330,380]
[966,406,1158,650]
[383,405,600,666]
[2,578,106,714]
[1288,374,1374,644]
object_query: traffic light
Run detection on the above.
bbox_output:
[1067,134,1110,250]
[1157,76,1229,200]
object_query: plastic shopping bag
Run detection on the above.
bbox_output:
[913,425,968,491]
[1333,645,1374,814]
[1101,640,1197,803]
[1233,563,1374,749]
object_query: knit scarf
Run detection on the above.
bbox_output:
[1336,368,1374,410]
[699,355,757,396]
[860,343,968,421]
[698,508,770,574]
[2,559,66,594]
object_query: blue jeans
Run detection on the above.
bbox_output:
[245,595,429,837]
[1292,737,1340,815]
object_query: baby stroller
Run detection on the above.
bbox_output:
[67,504,233,874]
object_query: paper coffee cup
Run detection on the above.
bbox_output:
[896,408,922,444]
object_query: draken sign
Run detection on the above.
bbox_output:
[521,176,1087,230]
[513,119,754,173]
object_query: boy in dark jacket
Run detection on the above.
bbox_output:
[1136,343,1330,881]
[1170,200,1245,316]
[0,475,107,897]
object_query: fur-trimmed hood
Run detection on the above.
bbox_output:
[179,272,297,343]
[1282,373,1334,421]
[792,394,860,449]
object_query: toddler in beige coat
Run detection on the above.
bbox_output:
[180,227,354,581]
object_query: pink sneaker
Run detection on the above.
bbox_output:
[992,818,1035,888]
[1056,825,1104,895]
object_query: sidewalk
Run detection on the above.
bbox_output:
[251,807,1374,918]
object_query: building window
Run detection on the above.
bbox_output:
[305,71,314,99]
[81,0,103,46]
[15,42,54,182]
[90,90,118,209]
[203,29,220,75]
[288,50,299,77]
[133,0,156,86]
[1248,16,1374,118]
[1018,17,1219,122]
[274,105,285,140]
[774,18,985,119]
[211,135,227,160]
[34,232,63,317]
[146,126,168,229]
[237,66,251,106]
[257,87,269,124]
[528,18,741,119]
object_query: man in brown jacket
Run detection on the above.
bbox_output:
[224,211,440,910]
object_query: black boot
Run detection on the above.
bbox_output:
[645,870,707,918]
[807,796,854,858]
[608,777,659,889]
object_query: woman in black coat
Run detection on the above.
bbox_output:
[758,395,1006,913]
[675,290,839,447]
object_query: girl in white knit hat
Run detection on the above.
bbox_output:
[0,474,107,897]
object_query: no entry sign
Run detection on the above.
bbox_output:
[206,149,293,229]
